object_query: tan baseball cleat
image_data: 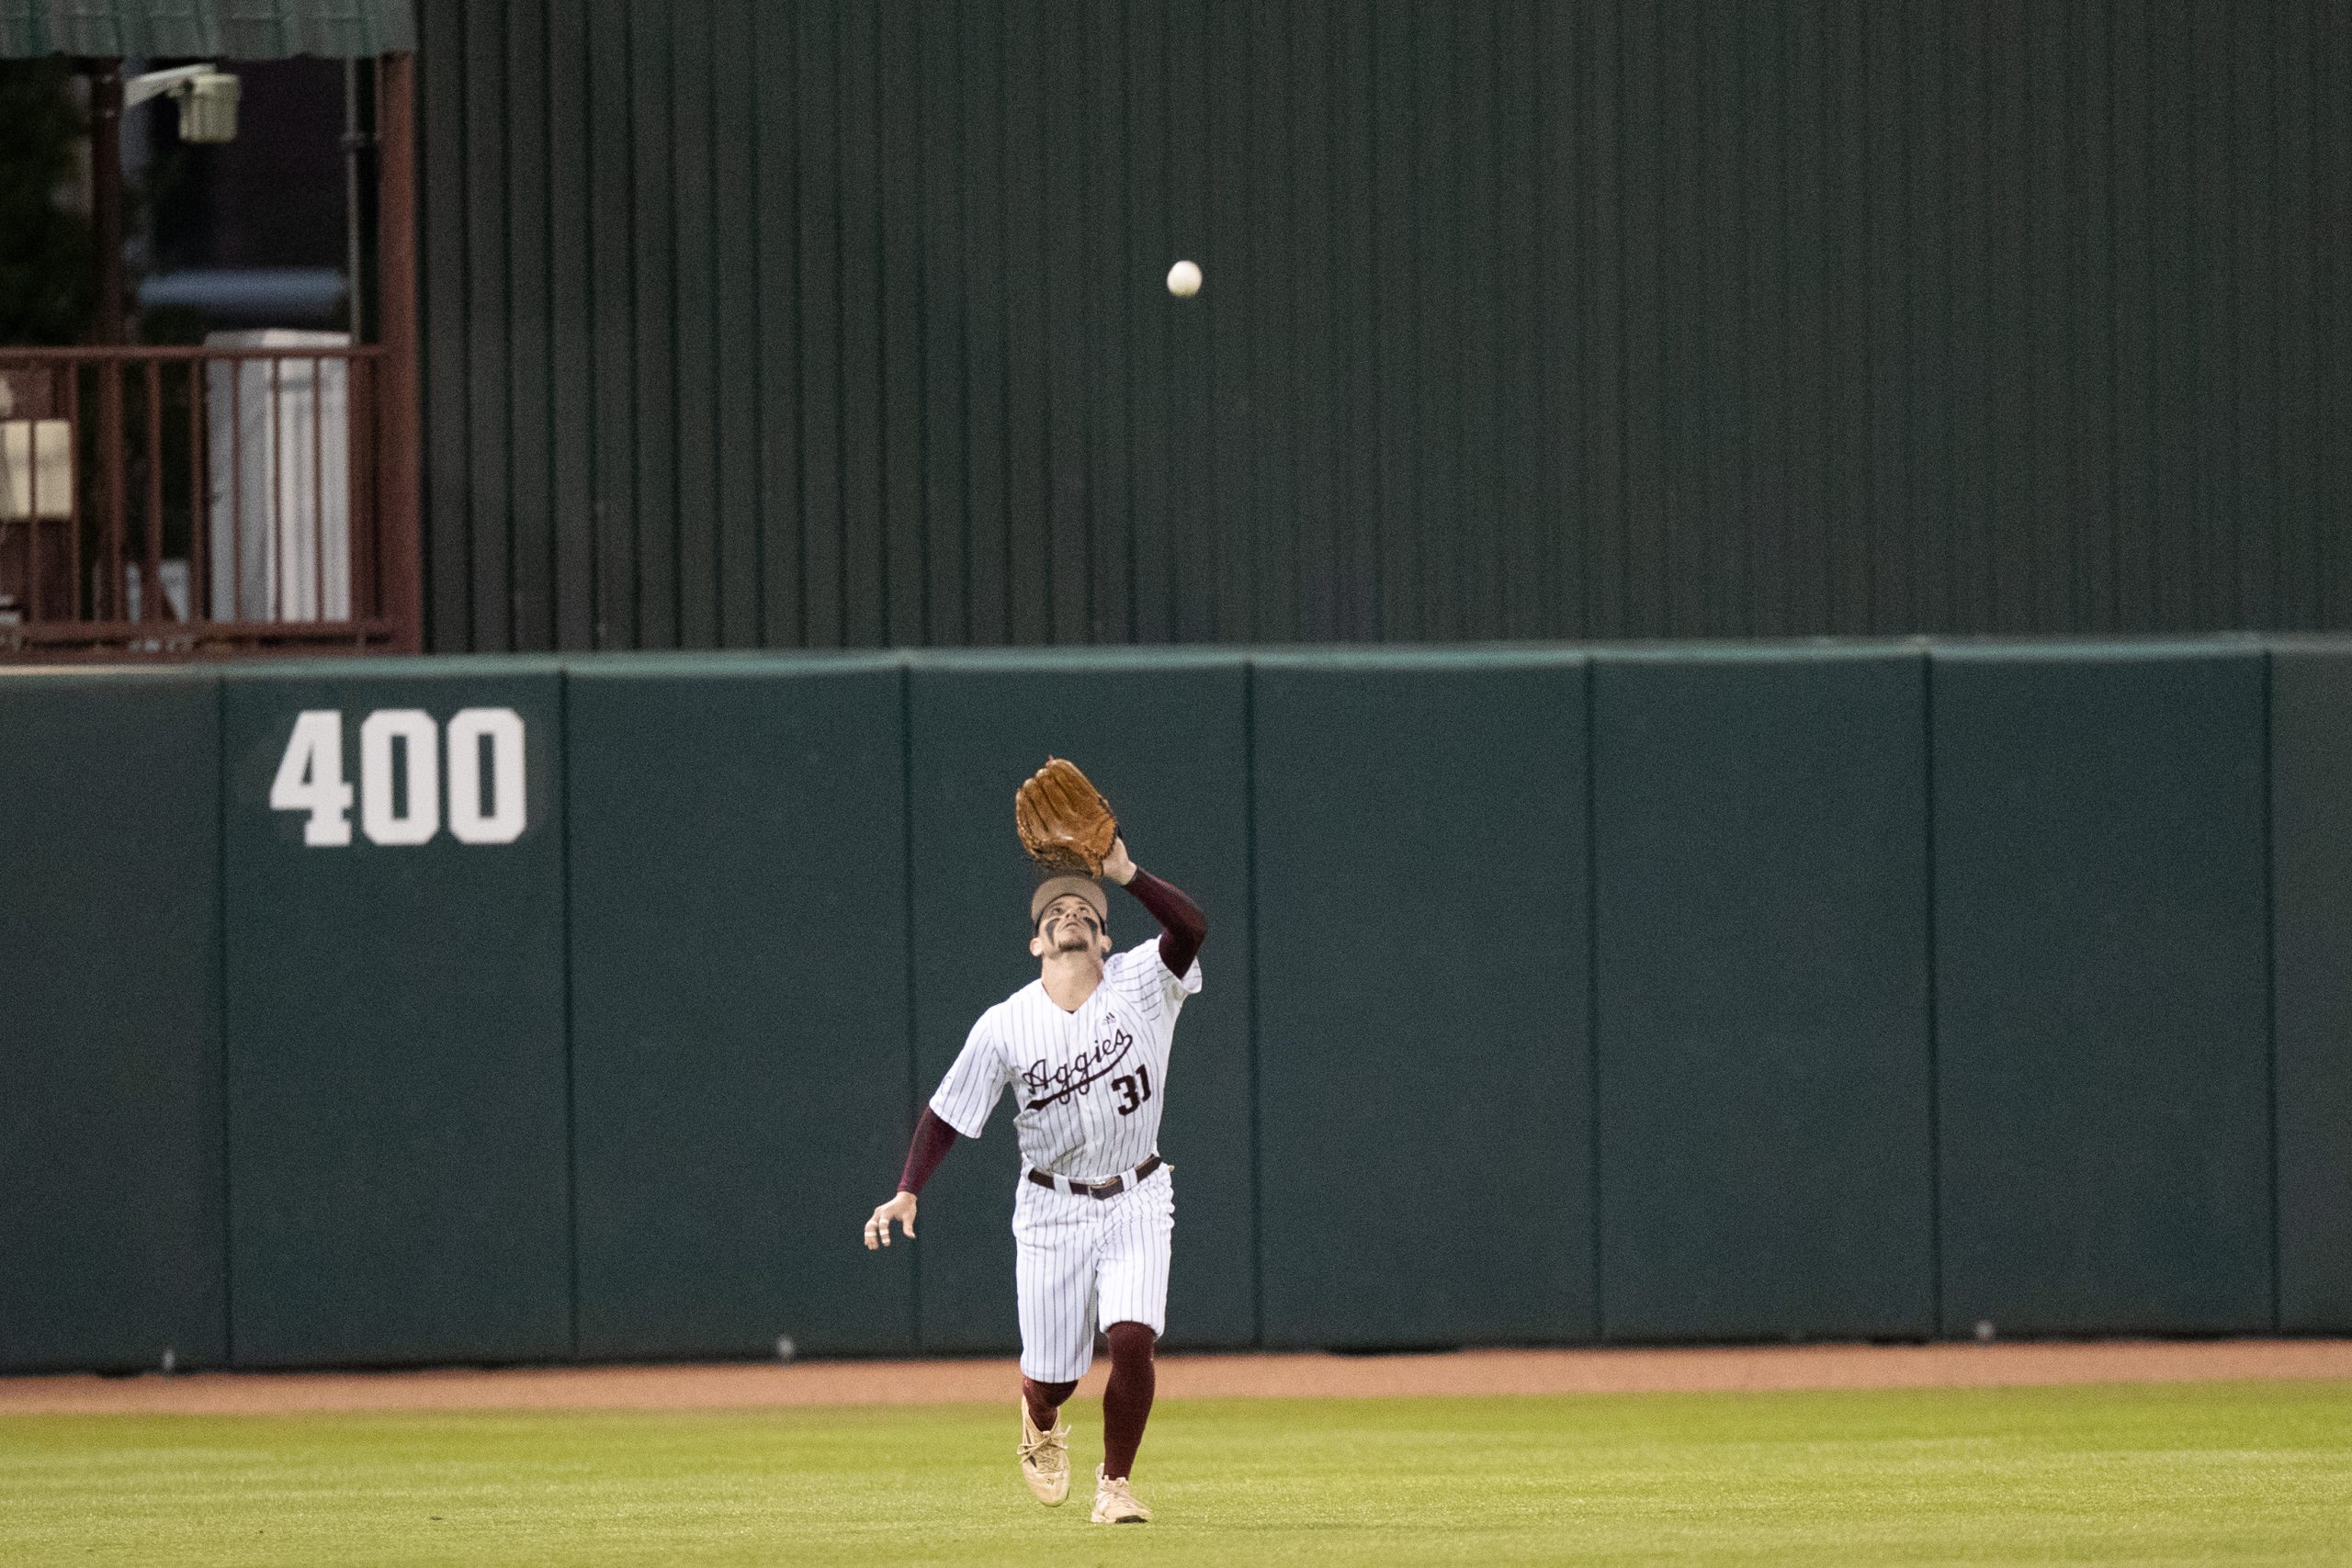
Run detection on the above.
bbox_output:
[1090,1466,1152,1524]
[1017,1402,1071,1506]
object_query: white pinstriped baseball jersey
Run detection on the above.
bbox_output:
[930,939,1203,1179]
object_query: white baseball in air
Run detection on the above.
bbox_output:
[1166,259,1202,298]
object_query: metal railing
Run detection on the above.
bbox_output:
[0,344,413,659]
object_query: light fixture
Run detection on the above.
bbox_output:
[125,63,241,144]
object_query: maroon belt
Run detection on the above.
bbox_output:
[1027,1154,1162,1200]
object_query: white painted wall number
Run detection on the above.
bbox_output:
[270,707,527,848]
[269,710,355,846]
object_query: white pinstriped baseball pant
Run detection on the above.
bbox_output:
[1012,1164,1174,1382]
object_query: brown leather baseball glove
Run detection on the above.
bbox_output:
[1015,757,1118,876]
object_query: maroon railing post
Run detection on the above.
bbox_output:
[24,371,46,622]
[188,359,206,620]
[13,365,33,623]
[102,358,126,619]
[311,354,326,621]
[350,355,377,618]
[228,354,243,624]
[144,358,163,622]
[267,355,282,622]
[10,372,24,623]
[377,52,423,653]
[59,365,79,621]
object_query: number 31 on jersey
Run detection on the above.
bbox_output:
[271,707,527,848]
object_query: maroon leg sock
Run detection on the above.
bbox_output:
[1023,1376,1077,1432]
[1101,1322,1157,1480]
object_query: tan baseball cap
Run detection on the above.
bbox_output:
[1030,874,1109,927]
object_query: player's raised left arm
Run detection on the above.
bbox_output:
[1103,837,1206,976]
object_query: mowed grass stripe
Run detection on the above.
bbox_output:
[1,1381,2346,1566]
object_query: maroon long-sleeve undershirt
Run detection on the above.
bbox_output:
[895,868,1208,1196]
[1124,865,1207,979]
[897,1106,960,1195]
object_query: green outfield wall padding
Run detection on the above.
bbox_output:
[905,653,1256,1353]
[1932,647,2273,1336]
[567,658,915,1359]
[0,672,227,1372]
[1591,649,1935,1341]
[220,664,572,1366]
[1252,652,1594,1348]
[2272,640,2352,1331]
[11,637,2349,1372]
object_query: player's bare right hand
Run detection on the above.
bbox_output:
[864,1191,917,1249]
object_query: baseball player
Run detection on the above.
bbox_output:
[862,833,1206,1525]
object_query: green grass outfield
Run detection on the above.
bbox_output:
[3,1381,2348,1566]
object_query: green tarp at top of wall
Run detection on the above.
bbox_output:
[0,1,413,58]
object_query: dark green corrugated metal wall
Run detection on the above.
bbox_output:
[416,0,2352,653]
